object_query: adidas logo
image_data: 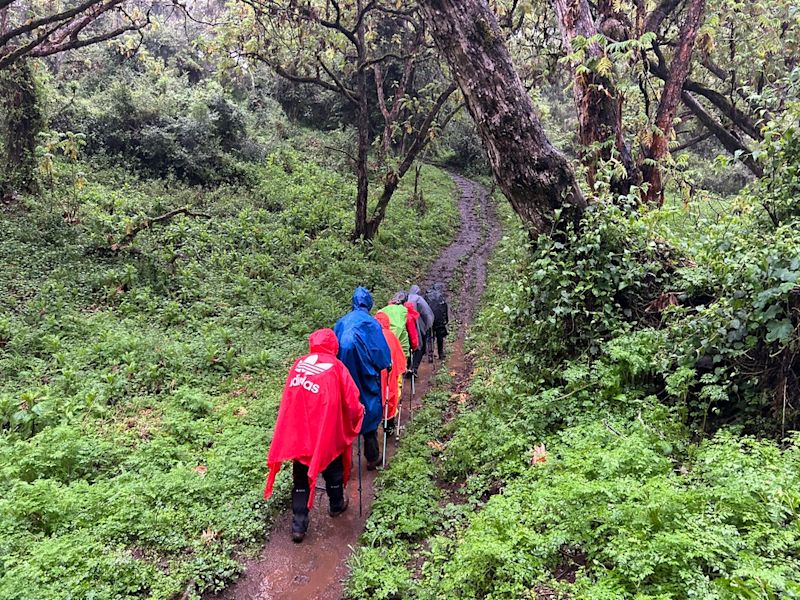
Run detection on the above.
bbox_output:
[295,354,333,376]
[290,355,333,394]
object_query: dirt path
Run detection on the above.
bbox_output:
[209,174,499,600]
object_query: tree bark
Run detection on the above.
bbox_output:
[353,0,371,240]
[641,0,706,205]
[553,0,639,196]
[0,60,41,199]
[418,0,585,235]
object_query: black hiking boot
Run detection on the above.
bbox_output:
[291,513,309,543]
[329,496,349,518]
[366,455,382,471]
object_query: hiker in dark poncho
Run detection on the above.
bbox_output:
[333,287,392,470]
[408,284,434,373]
[425,282,449,360]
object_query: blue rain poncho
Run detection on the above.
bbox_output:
[334,287,392,433]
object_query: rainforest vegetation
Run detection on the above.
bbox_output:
[1,0,799,598]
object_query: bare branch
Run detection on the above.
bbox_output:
[671,130,711,152]
[111,207,212,251]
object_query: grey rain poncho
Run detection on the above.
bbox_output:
[408,284,434,332]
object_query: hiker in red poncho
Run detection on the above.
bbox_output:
[264,328,364,543]
[375,312,407,436]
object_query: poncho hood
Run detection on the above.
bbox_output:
[390,291,408,305]
[352,287,374,311]
[309,328,339,355]
[375,311,391,329]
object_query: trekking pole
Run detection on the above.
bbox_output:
[357,435,363,516]
[397,354,409,443]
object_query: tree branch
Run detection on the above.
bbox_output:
[671,130,711,152]
[111,207,211,251]
[31,10,148,60]
[650,47,763,141]
[644,0,684,34]
[0,0,122,48]
[681,91,763,177]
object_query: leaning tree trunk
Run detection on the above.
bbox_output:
[641,0,706,205]
[553,0,640,196]
[681,91,763,177]
[417,0,585,235]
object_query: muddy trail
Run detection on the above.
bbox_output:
[209,174,500,600]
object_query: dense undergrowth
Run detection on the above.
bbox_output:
[0,146,458,599]
[346,125,800,597]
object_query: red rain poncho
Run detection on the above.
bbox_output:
[375,312,407,420]
[264,328,363,508]
[404,302,420,351]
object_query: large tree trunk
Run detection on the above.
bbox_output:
[641,0,706,205]
[417,0,585,235]
[353,2,371,240]
[553,0,639,196]
[0,60,41,200]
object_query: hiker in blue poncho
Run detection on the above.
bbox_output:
[334,287,392,470]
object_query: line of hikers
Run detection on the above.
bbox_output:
[264,283,450,542]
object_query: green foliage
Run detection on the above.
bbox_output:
[757,70,800,227]
[434,116,490,176]
[502,202,670,366]
[52,72,266,185]
[344,391,450,599]
[429,424,800,599]
[0,144,458,599]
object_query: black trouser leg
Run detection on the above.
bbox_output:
[437,332,445,358]
[292,461,311,533]
[322,455,345,512]
[363,430,380,463]
[412,333,426,371]
[427,332,434,362]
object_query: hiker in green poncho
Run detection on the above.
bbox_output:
[376,292,419,355]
